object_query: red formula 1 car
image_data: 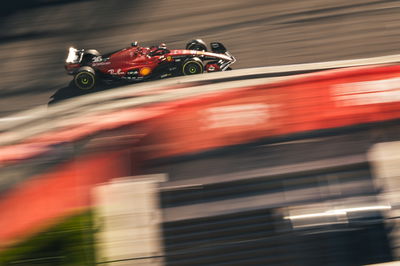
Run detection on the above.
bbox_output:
[65,39,236,90]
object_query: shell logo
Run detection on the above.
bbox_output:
[140,67,152,76]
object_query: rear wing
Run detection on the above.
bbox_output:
[65,47,83,64]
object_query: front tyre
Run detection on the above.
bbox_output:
[74,67,96,90]
[182,58,204,75]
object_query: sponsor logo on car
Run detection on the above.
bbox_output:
[92,61,111,66]
[108,69,125,75]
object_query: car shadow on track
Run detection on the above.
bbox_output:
[48,81,125,106]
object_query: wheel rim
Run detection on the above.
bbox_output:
[189,66,197,74]
[75,72,95,90]
[183,61,203,75]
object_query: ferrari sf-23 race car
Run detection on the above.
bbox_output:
[65,39,236,90]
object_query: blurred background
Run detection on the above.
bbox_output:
[1,0,400,115]
[1,0,400,266]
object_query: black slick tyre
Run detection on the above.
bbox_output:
[186,39,207,51]
[182,58,204,75]
[74,66,96,90]
[81,49,101,66]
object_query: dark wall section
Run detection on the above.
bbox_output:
[142,126,400,265]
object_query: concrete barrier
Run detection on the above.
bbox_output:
[369,142,400,259]
[92,174,167,265]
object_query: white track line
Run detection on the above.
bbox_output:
[0,116,32,123]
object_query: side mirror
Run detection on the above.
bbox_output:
[131,41,138,47]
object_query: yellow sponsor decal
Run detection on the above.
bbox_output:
[140,67,152,76]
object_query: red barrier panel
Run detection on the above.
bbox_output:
[0,105,170,164]
[2,64,400,247]
[140,65,400,159]
[0,149,133,249]
[3,65,400,165]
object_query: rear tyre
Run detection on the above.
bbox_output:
[186,39,207,51]
[74,66,96,90]
[182,58,204,75]
[84,49,101,57]
[81,49,101,66]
